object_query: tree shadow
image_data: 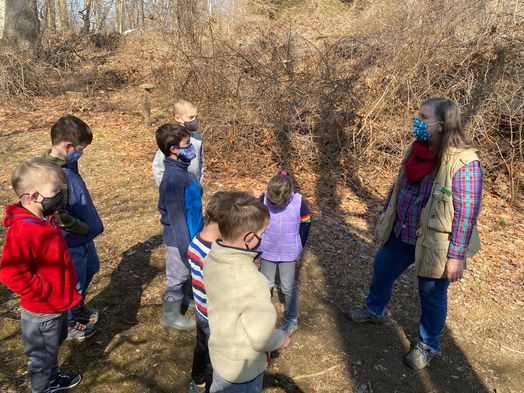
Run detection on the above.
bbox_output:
[269,63,493,392]
[59,234,173,392]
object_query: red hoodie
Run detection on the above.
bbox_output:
[0,204,82,313]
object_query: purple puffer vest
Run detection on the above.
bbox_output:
[260,193,302,262]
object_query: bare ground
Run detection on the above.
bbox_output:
[0,86,523,393]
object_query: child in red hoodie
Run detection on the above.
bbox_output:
[0,157,83,393]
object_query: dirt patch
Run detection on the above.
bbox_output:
[0,85,523,393]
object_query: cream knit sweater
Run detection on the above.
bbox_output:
[203,241,286,383]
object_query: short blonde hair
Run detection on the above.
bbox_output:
[216,192,269,241]
[11,157,66,196]
[173,99,197,116]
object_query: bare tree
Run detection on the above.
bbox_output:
[115,0,124,33]
[1,0,40,54]
[58,0,69,31]
[44,0,57,32]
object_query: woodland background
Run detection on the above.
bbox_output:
[0,1,523,392]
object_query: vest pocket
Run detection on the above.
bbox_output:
[427,190,453,233]
[421,231,450,276]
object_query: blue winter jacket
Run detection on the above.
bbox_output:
[62,161,104,247]
[158,157,203,258]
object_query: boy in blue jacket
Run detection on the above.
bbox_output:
[45,115,104,340]
[156,123,203,330]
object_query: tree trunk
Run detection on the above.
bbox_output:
[1,0,40,54]
[45,0,56,32]
[58,0,69,31]
[115,0,124,33]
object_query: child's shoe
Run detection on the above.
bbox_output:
[74,304,99,325]
[403,341,439,370]
[66,322,96,341]
[281,320,298,336]
[49,373,81,392]
[161,297,196,331]
[188,379,206,393]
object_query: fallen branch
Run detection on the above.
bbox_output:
[293,364,340,380]
[501,345,524,355]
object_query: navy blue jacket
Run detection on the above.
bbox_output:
[62,161,104,247]
[158,157,203,258]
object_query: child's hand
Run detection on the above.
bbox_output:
[281,334,290,349]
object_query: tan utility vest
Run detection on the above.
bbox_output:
[378,145,481,279]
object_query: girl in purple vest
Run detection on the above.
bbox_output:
[259,170,311,335]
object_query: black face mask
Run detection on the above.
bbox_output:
[184,119,198,132]
[20,190,65,216]
[244,232,262,251]
[39,190,65,216]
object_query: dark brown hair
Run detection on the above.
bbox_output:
[205,192,229,224]
[216,192,269,240]
[422,97,470,168]
[155,123,190,157]
[266,170,294,206]
[51,115,93,146]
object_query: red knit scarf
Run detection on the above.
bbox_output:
[405,141,435,183]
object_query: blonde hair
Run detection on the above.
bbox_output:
[173,99,197,117]
[216,192,269,241]
[11,157,66,196]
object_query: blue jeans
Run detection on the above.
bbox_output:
[365,234,449,351]
[68,241,100,321]
[260,260,298,324]
[69,240,100,298]
[210,371,263,393]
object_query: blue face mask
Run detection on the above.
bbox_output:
[177,144,197,162]
[66,148,83,163]
[412,118,437,141]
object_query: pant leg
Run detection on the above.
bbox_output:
[260,260,277,296]
[418,276,449,351]
[277,261,298,323]
[164,246,190,301]
[22,314,64,393]
[210,371,263,393]
[191,318,212,388]
[68,244,88,320]
[365,234,416,316]
[50,312,68,381]
[83,241,100,297]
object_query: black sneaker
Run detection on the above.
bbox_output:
[73,304,99,325]
[49,373,81,392]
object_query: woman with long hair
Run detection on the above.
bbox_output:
[347,97,483,369]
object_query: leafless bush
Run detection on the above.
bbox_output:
[129,0,522,201]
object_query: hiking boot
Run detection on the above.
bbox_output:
[346,305,386,324]
[404,342,439,370]
[188,379,206,393]
[281,320,298,336]
[66,322,96,341]
[73,304,99,325]
[49,373,81,391]
[161,297,196,331]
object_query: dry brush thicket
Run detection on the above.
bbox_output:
[2,0,523,201]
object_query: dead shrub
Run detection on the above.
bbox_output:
[130,0,522,202]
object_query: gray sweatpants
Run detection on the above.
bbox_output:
[164,245,190,301]
[21,309,68,393]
